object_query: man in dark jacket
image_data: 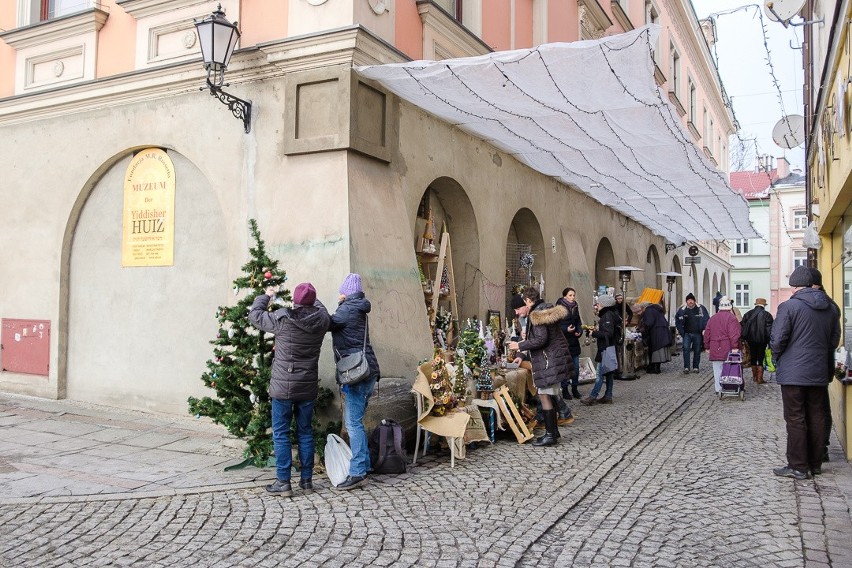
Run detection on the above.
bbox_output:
[740,298,774,384]
[771,266,840,480]
[675,293,709,374]
[508,286,572,447]
[250,282,330,496]
[809,267,841,464]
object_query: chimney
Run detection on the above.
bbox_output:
[776,156,790,179]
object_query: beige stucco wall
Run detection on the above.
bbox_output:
[0,29,686,415]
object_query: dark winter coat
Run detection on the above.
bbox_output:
[592,305,622,361]
[770,287,841,387]
[675,303,709,336]
[329,292,380,381]
[249,294,330,401]
[740,306,773,345]
[518,300,574,388]
[703,310,741,361]
[556,297,583,356]
[640,303,672,353]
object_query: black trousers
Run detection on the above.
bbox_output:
[781,385,829,472]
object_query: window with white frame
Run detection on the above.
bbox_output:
[669,43,680,98]
[793,250,807,270]
[735,283,750,307]
[845,282,850,307]
[709,119,715,154]
[645,1,660,64]
[793,208,807,230]
[733,239,749,255]
[688,79,696,124]
[20,0,92,25]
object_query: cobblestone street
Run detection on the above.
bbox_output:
[1,366,850,567]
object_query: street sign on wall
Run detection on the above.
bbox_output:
[684,256,701,265]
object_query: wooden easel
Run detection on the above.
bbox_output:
[494,385,534,444]
[429,231,459,345]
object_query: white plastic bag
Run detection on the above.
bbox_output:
[803,221,822,249]
[324,434,351,487]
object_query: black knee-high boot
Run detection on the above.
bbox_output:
[533,409,558,446]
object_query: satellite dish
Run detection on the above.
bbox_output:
[764,0,805,23]
[772,115,806,149]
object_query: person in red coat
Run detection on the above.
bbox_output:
[703,296,741,393]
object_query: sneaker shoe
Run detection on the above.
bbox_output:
[557,415,575,426]
[335,475,368,491]
[598,398,613,404]
[773,466,811,480]
[266,479,293,496]
[299,478,314,493]
[579,396,597,406]
[692,368,700,374]
[683,368,690,374]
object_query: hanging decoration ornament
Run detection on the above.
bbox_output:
[520,252,535,269]
[228,328,235,339]
[264,271,272,279]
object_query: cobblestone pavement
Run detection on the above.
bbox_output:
[1,366,850,567]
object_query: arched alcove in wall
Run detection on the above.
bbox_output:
[594,238,616,293]
[720,273,727,296]
[645,245,662,290]
[691,263,699,300]
[414,177,480,321]
[712,273,719,299]
[702,268,711,306]
[61,148,228,414]
[506,208,546,309]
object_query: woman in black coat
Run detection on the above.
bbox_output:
[557,287,583,399]
[329,273,380,491]
[508,286,572,447]
[638,302,672,374]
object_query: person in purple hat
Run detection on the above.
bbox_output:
[330,273,380,490]
[250,281,330,497]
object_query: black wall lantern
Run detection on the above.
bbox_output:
[194,4,252,133]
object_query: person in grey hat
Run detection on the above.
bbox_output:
[581,294,622,405]
[770,265,840,480]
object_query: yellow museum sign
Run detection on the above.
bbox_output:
[122,148,175,267]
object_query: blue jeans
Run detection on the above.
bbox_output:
[590,363,614,400]
[683,332,702,369]
[271,398,315,482]
[343,376,377,478]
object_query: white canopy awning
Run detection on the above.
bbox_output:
[355,25,758,244]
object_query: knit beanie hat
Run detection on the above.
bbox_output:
[685,293,696,302]
[789,265,814,287]
[597,294,616,308]
[510,294,525,310]
[338,273,363,296]
[293,282,317,306]
[808,267,823,287]
[718,296,732,310]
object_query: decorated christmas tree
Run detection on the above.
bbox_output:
[456,319,486,398]
[429,348,456,416]
[188,219,289,467]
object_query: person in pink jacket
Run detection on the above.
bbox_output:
[703,296,741,393]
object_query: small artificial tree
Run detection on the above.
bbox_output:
[188,219,289,467]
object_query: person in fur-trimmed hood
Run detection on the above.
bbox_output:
[508,286,573,447]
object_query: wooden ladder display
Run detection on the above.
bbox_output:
[423,231,459,346]
[494,385,534,444]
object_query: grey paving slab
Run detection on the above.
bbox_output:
[0,369,850,566]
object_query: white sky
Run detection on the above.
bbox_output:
[691,0,806,173]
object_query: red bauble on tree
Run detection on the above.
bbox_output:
[264,271,272,279]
